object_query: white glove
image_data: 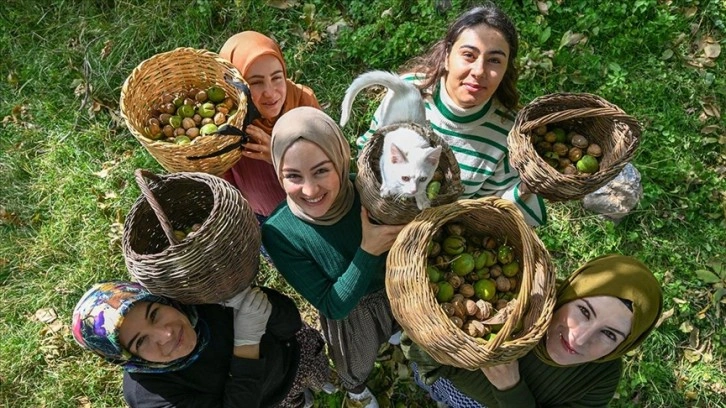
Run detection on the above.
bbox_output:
[220,286,251,310]
[233,287,272,346]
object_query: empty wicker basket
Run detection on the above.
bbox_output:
[356,122,464,225]
[386,198,556,369]
[123,169,260,304]
[508,93,641,201]
[120,47,248,176]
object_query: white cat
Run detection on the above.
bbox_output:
[380,128,442,210]
[340,71,441,210]
[339,71,426,127]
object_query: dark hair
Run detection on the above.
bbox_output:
[403,3,520,110]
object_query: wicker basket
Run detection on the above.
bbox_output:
[356,123,464,225]
[120,47,248,176]
[508,93,641,201]
[386,198,556,369]
[122,169,260,304]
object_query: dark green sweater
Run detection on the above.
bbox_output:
[261,189,387,320]
[440,351,622,407]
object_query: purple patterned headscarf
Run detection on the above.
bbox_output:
[71,281,209,373]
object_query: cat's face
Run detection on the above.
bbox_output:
[444,24,510,108]
[387,143,442,195]
[280,140,341,218]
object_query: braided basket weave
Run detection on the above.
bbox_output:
[120,47,248,176]
[508,93,641,201]
[123,169,260,304]
[356,123,464,225]
[386,198,556,369]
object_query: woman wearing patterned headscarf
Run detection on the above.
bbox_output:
[261,107,405,408]
[219,31,321,221]
[405,254,664,407]
[72,281,330,408]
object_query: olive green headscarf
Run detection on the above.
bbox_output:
[270,106,355,225]
[534,254,663,366]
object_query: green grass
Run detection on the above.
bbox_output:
[1,0,725,407]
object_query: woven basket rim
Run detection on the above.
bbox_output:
[386,197,556,369]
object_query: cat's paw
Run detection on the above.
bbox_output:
[415,196,431,210]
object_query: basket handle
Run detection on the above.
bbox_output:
[134,169,179,246]
[519,106,636,133]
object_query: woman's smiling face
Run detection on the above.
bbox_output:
[443,24,510,108]
[545,295,633,366]
[245,54,287,120]
[118,301,197,363]
[280,139,341,218]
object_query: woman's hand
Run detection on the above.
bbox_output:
[480,360,521,391]
[518,182,532,199]
[232,287,272,346]
[241,125,272,164]
[359,207,405,256]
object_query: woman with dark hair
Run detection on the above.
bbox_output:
[72,282,331,408]
[404,254,664,407]
[357,4,546,226]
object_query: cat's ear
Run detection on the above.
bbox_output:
[390,143,408,164]
[425,146,443,166]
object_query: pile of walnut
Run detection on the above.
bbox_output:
[532,125,602,174]
[427,222,523,340]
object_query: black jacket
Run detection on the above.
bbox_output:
[123,287,302,408]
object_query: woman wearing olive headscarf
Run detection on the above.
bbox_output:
[72,281,331,408]
[261,107,405,408]
[405,254,663,407]
[219,31,321,220]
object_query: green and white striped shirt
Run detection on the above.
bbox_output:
[356,74,546,226]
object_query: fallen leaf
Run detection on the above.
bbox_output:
[536,1,549,15]
[683,348,701,363]
[559,30,587,49]
[94,168,110,179]
[688,327,700,347]
[34,308,58,324]
[104,191,118,200]
[679,320,694,333]
[704,42,721,59]
[266,0,298,9]
[672,297,687,305]
[78,396,92,408]
[702,103,721,119]
[701,125,720,134]
[655,307,674,328]
[100,40,113,59]
[684,7,698,18]
[661,49,674,60]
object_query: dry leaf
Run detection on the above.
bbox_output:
[679,320,694,333]
[35,308,58,324]
[684,7,698,18]
[672,297,687,305]
[655,307,674,328]
[702,103,721,118]
[704,42,721,59]
[701,125,720,134]
[559,31,587,49]
[683,349,701,363]
[100,40,113,59]
[267,0,298,9]
[537,1,549,15]
[688,327,700,347]
[94,168,110,179]
[78,396,92,408]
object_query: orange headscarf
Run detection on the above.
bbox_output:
[219,31,320,133]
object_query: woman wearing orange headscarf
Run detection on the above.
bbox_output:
[220,31,321,220]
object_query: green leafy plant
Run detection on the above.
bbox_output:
[696,258,726,318]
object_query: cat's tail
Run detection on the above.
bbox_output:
[339,70,425,127]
